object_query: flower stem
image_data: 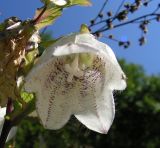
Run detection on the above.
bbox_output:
[32,6,47,25]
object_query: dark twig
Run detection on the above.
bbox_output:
[94,0,108,21]
[0,98,13,148]
[89,0,109,27]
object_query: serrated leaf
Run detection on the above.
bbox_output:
[68,0,91,6]
[34,5,62,30]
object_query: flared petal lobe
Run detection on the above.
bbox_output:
[25,33,126,133]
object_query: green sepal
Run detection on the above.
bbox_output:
[80,24,90,33]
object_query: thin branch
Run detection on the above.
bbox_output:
[132,16,157,23]
[103,35,119,42]
[93,13,159,34]
[90,0,157,28]
[94,0,108,20]
[89,0,109,27]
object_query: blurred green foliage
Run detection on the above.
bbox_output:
[12,59,160,148]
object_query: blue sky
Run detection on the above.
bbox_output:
[0,0,160,75]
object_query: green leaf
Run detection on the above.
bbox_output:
[23,49,38,74]
[68,0,91,6]
[34,5,62,30]
[25,49,38,65]
[40,0,91,6]
[20,91,35,103]
[34,0,91,30]
[0,23,5,31]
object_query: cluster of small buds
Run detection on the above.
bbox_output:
[156,15,160,22]
[107,11,113,17]
[118,41,131,48]
[106,19,114,29]
[90,12,104,26]
[90,20,95,26]
[143,2,148,7]
[89,0,160,48]
[139,36,146,46]
[95,32,103,38]
[98,13,104,19]
[135,0,142,7]
[130,4,139,13]
[108,34,131,49]
[124,1,142,13]
[117,10,128,21]
[139,20,149,34]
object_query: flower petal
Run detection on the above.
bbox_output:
[25,57,75,129]
[70,69,114,134]
[6,127,17,142]
[75,90,114,134]
[37,33,126,91]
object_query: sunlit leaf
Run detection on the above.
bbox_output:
[34,0,91,30]
[68,0,91,6]
[34,5,62,30]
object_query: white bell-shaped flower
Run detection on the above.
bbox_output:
[0,107,17,142]
[24,33,126,134]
